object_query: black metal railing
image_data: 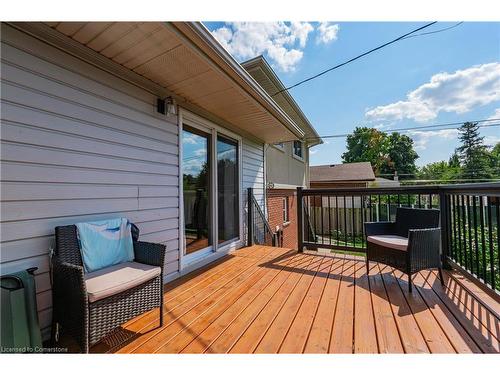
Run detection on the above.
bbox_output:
[247,188,277,247]
[297,183,500,292]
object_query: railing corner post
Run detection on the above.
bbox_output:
[247,187,253,247]
[297,186,303,253]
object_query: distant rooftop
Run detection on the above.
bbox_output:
[310,162,375,182]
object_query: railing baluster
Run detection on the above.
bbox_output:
[320,195,325,245]
[487,196,495,289]
[472,195,479,278]
[466,195,473,275]
[343,195,347,247]
[335,195,339,246]
[455,195,463,266]
[461,195,467,269]
[378,194,381,221]
[351,195,356,248]
[479,196,487,281]
[328,195,332,247]
[361,194,366,250]
[446,194,453,261]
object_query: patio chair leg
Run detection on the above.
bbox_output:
[438,267,445,287]
[408,274,412,293]
[366,259,369,274]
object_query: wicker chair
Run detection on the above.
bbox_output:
[364,207,444,293]
[51,223,166,353]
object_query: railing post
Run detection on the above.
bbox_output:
[439,189,451,269]
[247,187,254,247]
[297,187,303,252]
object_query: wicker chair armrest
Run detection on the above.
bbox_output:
[52,260,86,291]
[51,260,88,332]
[134,241,166,267]
[364,221,396,237]
[407,228,442,271]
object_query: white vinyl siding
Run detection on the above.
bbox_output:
[242,138,266,243]
[0,23,269,343]
[0,24,180,339]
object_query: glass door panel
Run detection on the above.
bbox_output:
[217,135,239,244]
[182,126,212,255]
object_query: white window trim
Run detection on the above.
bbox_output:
[282,196,290,224]
[178,108,243,270]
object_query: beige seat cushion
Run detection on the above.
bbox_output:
[84,261,161,303]
[367,235,408,251]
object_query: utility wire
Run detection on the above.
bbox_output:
[400,22,464,40]
[277,118,500,143]
[272,21,439,96]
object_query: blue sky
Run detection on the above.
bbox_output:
[205,22,500,168]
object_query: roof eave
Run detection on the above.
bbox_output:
[241,55,322,146]
[168,22,305,141]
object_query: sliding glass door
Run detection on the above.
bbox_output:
[217,135,239,245]
[182,118,241,259]
[182,126,212,255]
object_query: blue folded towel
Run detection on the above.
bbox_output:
[76,218,134,273]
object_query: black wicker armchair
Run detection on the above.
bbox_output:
[51,224,166,353]
[364,207,444,293]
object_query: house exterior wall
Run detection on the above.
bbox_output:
[267,189,298,249]
[266,143,308,188]
[0,24,266,340]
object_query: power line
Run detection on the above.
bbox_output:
[277,118,500,143]
[272,22,440,96]
[400,22,464,40]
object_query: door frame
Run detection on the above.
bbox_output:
[178,108,243,270]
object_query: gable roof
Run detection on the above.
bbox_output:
[241,56,322,146]
[310,162,375,182]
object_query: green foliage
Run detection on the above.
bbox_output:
[417,160,462,181]
[417,124,500,182]
[342,127,419,178]
[456,122,492,179]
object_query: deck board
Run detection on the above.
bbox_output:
[76,245,499,354]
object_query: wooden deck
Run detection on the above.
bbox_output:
[84,246,499,353]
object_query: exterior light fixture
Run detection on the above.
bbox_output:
[156,96,177,116]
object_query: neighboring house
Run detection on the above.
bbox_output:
[370,177,401,188]
[242,56,321,249]
[0,22,307,340]
[309,162,376,188]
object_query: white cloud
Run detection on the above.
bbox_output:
[484,135,500,146]
[310,149,318,155]
[183,134,200,145]
[408,129,459,150]
[366,62,500,123]
[211,22,319,72]
[316,22,340,44]
[488,108,500,120]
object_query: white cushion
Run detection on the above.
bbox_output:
[84,261,161,303]
[367,235,408,251]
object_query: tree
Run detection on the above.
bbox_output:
[488,142,500,178]
[417,160,461,182]
[342,126,419,178]
[455,122,491,179]
[342,127,387,173]
[382,132,419,177]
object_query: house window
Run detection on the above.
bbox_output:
[293,141,303,159]
[282,196,289,223]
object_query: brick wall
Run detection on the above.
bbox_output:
[266,189,298,249]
